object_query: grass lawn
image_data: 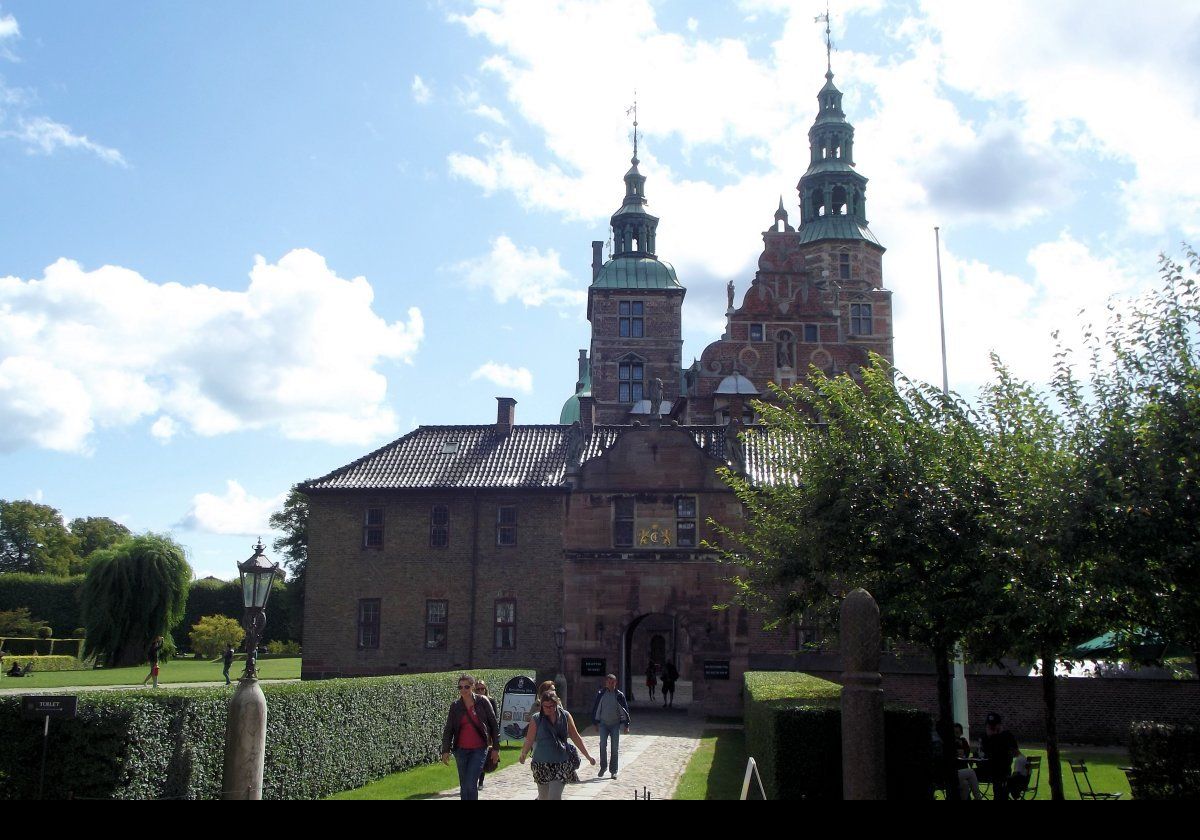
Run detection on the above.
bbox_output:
[674,728,751,800]
[962,747,1133,801]
[329,744,524,800]
[0,657,301,690]
[676,728,1132,800]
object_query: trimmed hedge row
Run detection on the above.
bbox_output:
[0,573,297,651]
[0,637,85,657]
[0,655,81,673]
[744,671,933,800]
[1129,721,1200,800]
[0,574,85,639]
[0,667,531,800]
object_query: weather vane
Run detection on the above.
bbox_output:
[626,92,639,162]
[815,2,833,75]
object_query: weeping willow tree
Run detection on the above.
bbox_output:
[81,534,192,667]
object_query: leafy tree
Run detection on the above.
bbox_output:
[975,358,1110,800]
[189,614,245,659]
[80,534,192,667]
[712,357,1004,798]
[69,517,132,560]
[0,607,48,637]
[0,500,80,575]
[1090,248,1200,678]
[269,487,308,641]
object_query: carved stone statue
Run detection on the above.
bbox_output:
[726,280,735,310]
[650,378,664,417]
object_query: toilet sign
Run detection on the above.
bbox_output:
[498,675,537,743]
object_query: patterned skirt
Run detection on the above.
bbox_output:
[531,761,575,785]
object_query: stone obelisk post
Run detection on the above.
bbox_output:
[840,588,886,800]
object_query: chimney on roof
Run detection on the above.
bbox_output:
[496,397,516,437]
[591,241,604,281]
[578,395,595,437]
[577,349,588,385]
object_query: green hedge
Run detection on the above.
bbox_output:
[0,637,84,658]
[1129,721,1200,800]
[170,578,293,647]
[0,667,530,800]
[0,655,81,672]
[0,574,85,638]
[744,671,933,800]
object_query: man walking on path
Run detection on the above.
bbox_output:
[222,644,235,685]
[591,674,631,780]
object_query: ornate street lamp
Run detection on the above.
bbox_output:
[237,538,281,679]
[222,538,280,800]
[554,626,566,705]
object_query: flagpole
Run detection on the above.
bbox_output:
[936,225,971,742]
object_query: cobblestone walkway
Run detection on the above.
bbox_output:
[431,708,709,801]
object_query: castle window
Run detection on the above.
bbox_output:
[363,508,384,549]
[614,497,635,547]
[840,252,851,280]
[676,496,697,548]
[619,360,644,403]
[430,505,449,548]
[804,324,819,343]
[494,600,516,650]
[851,304,873,336]
[425,600,447,649]
[357,599,380,650]
[750,323,764,342]
[497,505,517,547]
[619,300,644,338]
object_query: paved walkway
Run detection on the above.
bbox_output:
[0,679,299,696]
[432,708,718,801]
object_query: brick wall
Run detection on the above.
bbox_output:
[801,668,1200,746]
[303,489,565,681]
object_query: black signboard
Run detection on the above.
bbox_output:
[703,660,731,680]
[499,675,537,743]
[581,657,606,677]
[21,695,78,720]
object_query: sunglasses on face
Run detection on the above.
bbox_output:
[459,684,472,690]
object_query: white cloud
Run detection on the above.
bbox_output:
[444,0,1198,395]
[411,74,432,104]
[0,13,18,42]
[471,361,533,393]
[150,415,178,442]
[178,480,286,537]
[451,234,586,309]
[3,116,128,166]
[472,104,507,126]
[0,249,424,453]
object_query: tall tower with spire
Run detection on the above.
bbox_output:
[685,28,892,424]
[577,119,686,426]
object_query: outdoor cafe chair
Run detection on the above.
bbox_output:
[1068,759,1122,800]
[1013,755,1041,800]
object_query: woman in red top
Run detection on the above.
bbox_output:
[440,674,500,800]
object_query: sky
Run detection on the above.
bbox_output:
[1,1,1198,579]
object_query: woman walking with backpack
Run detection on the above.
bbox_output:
[519,690,596,800]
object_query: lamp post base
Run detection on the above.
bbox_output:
[222,676,267,800]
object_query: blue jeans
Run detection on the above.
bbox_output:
[598,723,621,774]
[454,748,488,800]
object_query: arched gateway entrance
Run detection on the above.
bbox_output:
[621,612,693,708]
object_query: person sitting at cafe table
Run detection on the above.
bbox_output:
[978,712,1022,800]
[955,723,984,800]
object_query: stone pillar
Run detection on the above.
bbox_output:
[222,677,267,800]
[840,588,886,800]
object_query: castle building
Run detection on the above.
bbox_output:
[301,66,893,712]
